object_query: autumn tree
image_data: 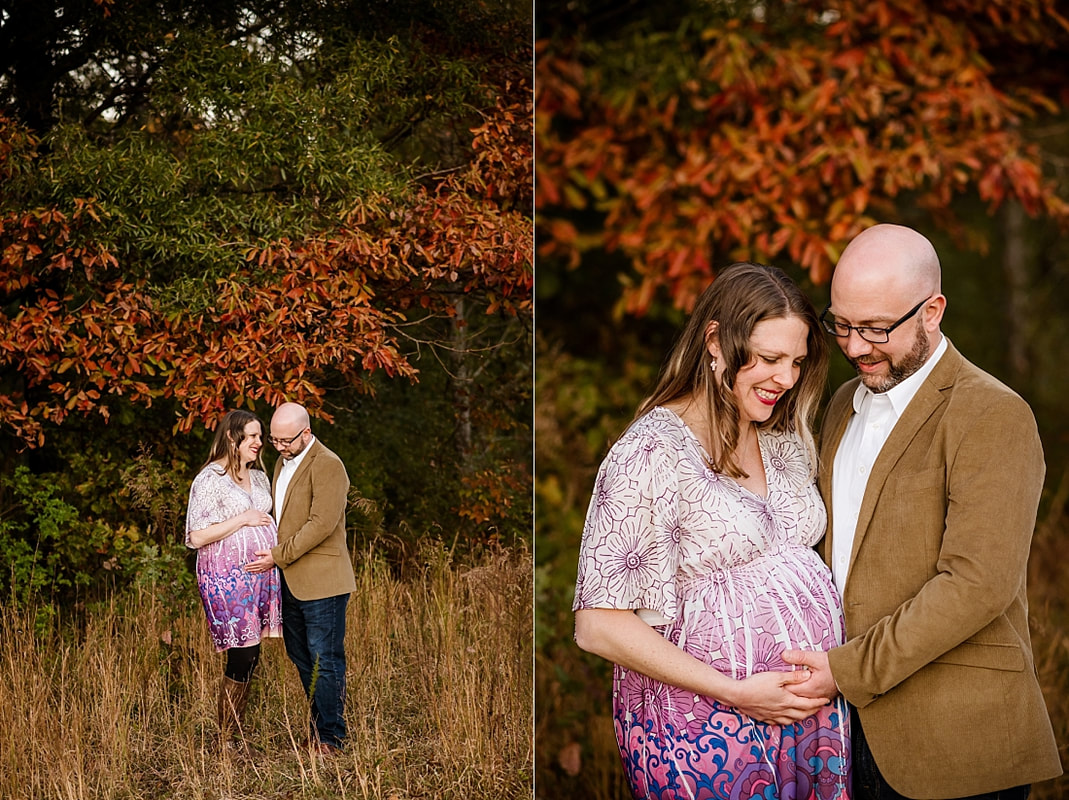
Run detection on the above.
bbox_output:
[0,0,532,608]
[537,0,1069,312]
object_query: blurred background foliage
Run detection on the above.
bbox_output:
[534,1,1069,797]
[0,0,532,624]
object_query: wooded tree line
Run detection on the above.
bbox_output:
[535,1,1069,797]
[0,0,533,614]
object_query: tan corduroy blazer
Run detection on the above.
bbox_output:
[819,341,1061,798]
[271,438,356,601]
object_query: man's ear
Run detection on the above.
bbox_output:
[922,294,947,332]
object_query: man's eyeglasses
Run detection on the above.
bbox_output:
[269,429,306,448]
[820,296,932,344]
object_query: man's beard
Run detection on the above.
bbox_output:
[285,437,310,460]
[852,320,930,393]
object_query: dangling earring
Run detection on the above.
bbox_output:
[709,356,718,372]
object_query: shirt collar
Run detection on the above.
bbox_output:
[281,434,316,471]
[851,335,948,416]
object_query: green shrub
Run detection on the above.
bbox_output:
[0,453,197,622]
[0,465,115,612]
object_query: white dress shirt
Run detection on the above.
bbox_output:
[274,435,316,524]
[831,336,947,595]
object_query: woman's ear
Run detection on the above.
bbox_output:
[704,320,721,360]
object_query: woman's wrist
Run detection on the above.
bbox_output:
[703,669,737,707]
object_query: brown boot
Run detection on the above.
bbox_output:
[217,676,252,747]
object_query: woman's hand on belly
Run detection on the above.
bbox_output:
[575,607,830,724]
[239,508,274,528]
[723,669,830,725]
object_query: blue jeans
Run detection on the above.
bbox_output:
[280,574,349,749]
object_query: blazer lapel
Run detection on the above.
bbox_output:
[819,387,858,565]
[276,439,321,525]
[846,342,961,570]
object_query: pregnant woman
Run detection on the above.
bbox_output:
[186,409,282,747]
[574,263,850,799]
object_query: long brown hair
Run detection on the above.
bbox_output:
[636,262,827,478]
[200,409,267,478]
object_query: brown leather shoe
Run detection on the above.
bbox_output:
[311,741,341,759]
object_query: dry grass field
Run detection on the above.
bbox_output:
[0,542,533,800]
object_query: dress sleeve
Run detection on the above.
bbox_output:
[184,467,228,548]
[572,423,681,622]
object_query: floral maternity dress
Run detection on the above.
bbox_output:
[574,407,850,800]
[185,465,282,651]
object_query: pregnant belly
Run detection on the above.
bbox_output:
[199,524,279,571]
[668,550,844,679]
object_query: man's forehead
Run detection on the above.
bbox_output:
[829,287,908,319]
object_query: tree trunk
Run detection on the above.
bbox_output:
[451,294,474,473]
[1001,201,1030,386]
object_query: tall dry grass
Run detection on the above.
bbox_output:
[0,541,532,800]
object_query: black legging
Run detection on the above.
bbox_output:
[223,643,261,683]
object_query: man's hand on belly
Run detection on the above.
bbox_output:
[245,549,276,573]
[781,649,838,700]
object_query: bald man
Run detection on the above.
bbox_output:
[248,402,356,754]
[783,225,1060,798]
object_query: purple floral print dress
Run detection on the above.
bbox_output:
[185,465,283,652]
[574,407,850,800]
